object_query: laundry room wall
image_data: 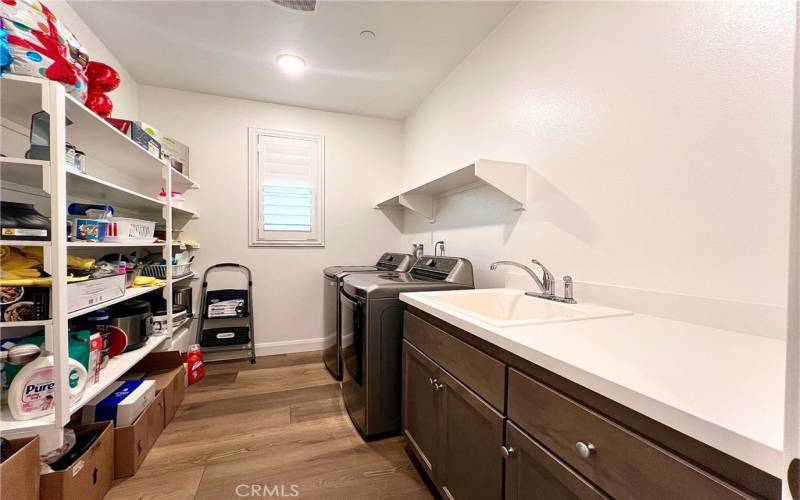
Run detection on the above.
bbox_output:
[138,85,405,354]
[399,1,796,339]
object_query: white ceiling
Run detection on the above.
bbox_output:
[68,1,517,119]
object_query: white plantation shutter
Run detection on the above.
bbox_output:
[249,128,325,246]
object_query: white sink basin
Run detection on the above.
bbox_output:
[421,288,631,327]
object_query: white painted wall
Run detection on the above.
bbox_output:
[400,2,796,338]
[46,0,140,119]
[138,85,405,353]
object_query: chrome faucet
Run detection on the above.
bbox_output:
[434,240,446,256]
[489,259,577,304]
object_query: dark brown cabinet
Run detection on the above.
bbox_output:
[505,421,609,500]
[402,309,773,500]
[402,341,504,500]
[402,341,441,478]
[438,369,504,500]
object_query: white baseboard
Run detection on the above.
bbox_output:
[254,337,327,357]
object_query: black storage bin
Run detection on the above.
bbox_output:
[200,327,251,347]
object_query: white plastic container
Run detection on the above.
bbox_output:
[104,217,156,243]
[82,379,156,427]
[8,355,88,420]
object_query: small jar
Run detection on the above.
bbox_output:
[65,143,76,170]
[74,150,86,173]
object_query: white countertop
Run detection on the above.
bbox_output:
[400,289,786,477]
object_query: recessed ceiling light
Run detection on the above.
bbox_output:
[360,30,375,40]
[277,53,306,73]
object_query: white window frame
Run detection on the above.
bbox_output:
[248,127,325,247]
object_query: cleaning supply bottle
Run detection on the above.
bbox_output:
[183,344,205,386]
[8,355,88,420]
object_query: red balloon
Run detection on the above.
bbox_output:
[86,61,121,93]
[85,91,113,117]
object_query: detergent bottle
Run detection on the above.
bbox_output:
[8,355,88,420]
[183,344,205,385]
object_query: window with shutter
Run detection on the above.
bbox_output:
[249,128,325,246]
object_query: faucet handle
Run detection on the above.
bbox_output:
[563,275,575,303]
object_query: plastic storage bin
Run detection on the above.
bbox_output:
[104,218,156,243]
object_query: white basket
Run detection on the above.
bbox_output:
[104,217,156,243]
[141,263,192,279]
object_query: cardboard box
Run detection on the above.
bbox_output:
[0,435,39,500]
[114,390,165,478]
[67,274,126,313]
[129,351,187,425]
[161,136,190,175]
[105,118,161,159]
[82,379,157,427]
[40,422,113,500]
[1,286,50,322]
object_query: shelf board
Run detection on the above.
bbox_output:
[0,334,167,435]
[0,75,45,127]
[64,95,165,183]
[0,239,51,247]
[0,157,49,189]
[0,319,52,329]
[375,159,528,221]
[67,170,165,215]
[67,284,165,319]
[67,241,165,248]
[171,168,199,193]
[172,272,197,283]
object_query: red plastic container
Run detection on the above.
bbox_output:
[182,344,205,386]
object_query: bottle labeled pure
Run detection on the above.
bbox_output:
[8,356,88,420]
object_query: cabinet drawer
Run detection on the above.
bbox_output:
[404,311,505,410]
[507,369,752,500]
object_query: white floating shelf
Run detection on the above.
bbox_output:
[375,159,528,221]
[67,284,165,319]
[0,335,167,435]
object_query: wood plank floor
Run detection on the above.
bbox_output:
[107,351,433,500]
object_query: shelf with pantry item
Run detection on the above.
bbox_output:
[64,94,164,182]
[0,334,167,435]
[375,159,528,222]
[66,283,166,320]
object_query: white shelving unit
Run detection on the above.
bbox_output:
[375,159,529,222]
[0,75,200,452]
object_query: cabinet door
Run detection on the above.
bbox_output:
[438,369,504,500]
[402,341,441,478]
[505,421,609,500]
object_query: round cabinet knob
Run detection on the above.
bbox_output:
[428,377,437,386]
[433,382,444,391]
[501,446,515,458]
[575,441,596,459]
